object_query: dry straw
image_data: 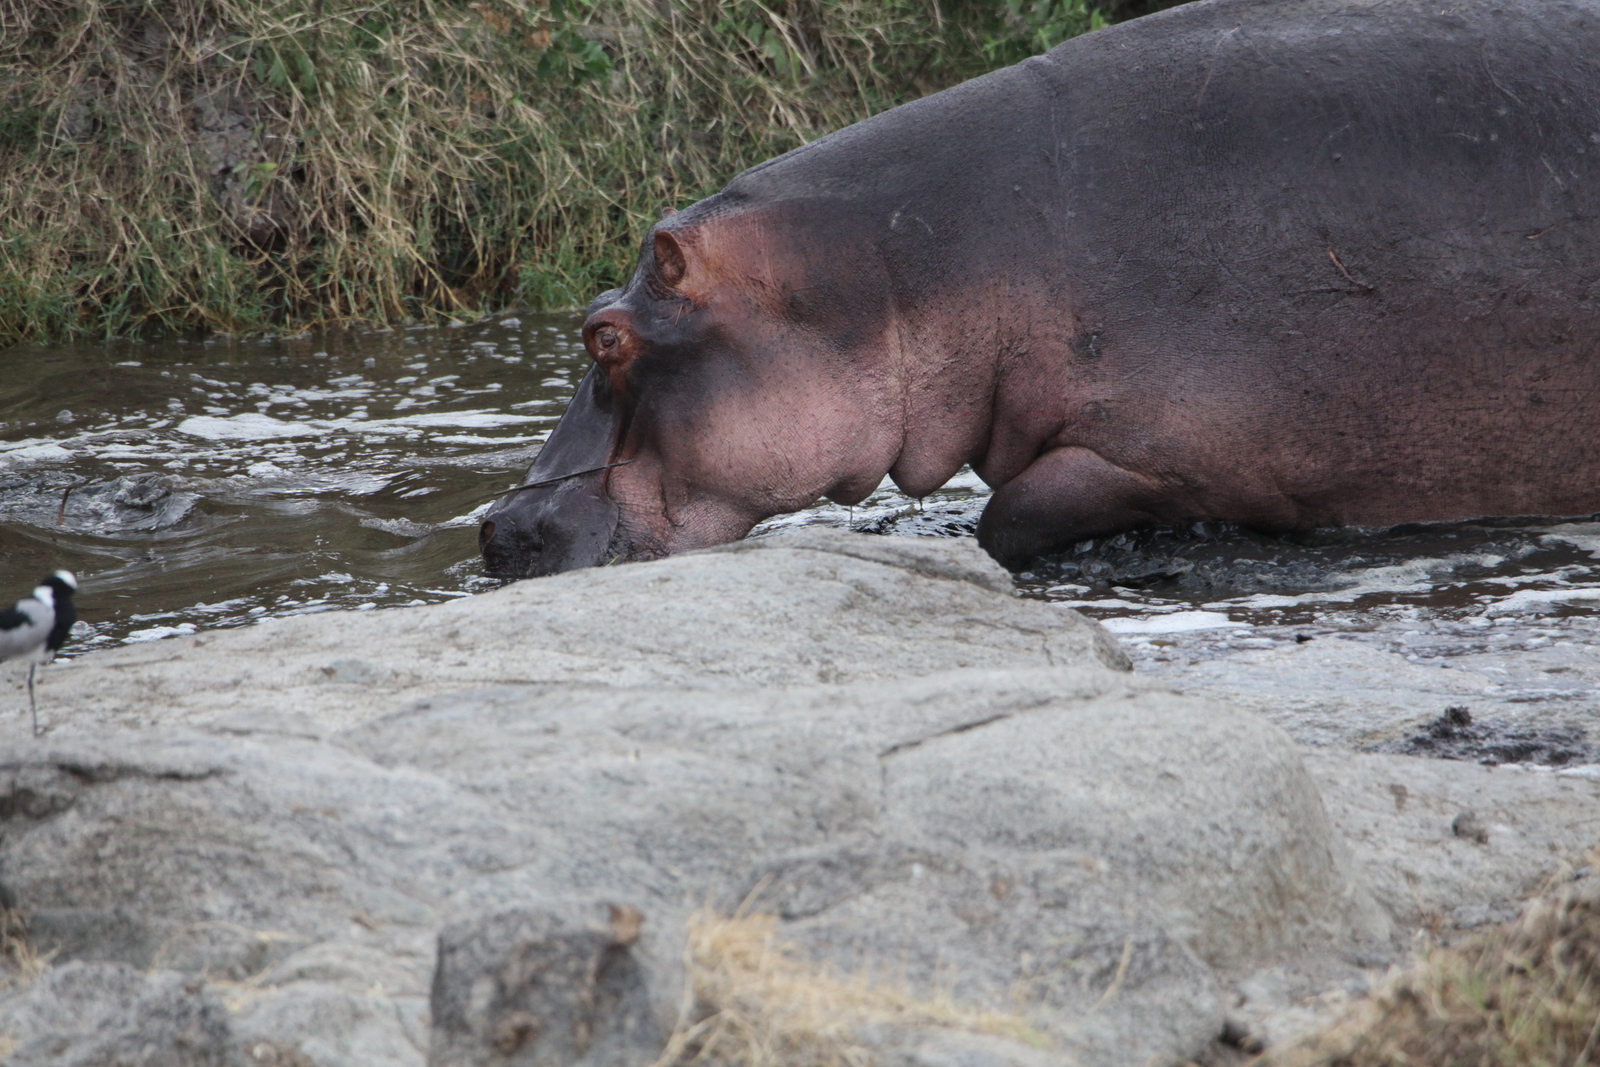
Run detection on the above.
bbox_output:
[656,907,1048,1066]
[1268,849,1600,1067]
[0,908,49,994]
[0,0,1107,345]
[0,909,45,1059]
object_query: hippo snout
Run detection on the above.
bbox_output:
[479,476,621,578]
[479,516,536,578]
[479,509,548,578]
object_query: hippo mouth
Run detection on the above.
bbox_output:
[478,367,627,578]
[478,471,623,578]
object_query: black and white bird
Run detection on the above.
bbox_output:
[0,571,78,735]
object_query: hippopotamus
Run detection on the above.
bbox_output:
[480,0,1600,578]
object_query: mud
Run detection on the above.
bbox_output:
[1375,705,1593,767]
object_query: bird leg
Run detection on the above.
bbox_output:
[28,662,37,736]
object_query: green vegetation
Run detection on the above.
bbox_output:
[0,0,1182,346]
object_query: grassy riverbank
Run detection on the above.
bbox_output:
[0,0,1178,345]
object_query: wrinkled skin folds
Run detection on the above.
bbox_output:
[482,0,1600,578]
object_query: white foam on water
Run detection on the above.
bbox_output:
[371,411,545,430]
[1206,593,1304,610]
[362,517,435,537]
[441,501,495,527]
[1539,522,1600,560]
[1301,554,1505,602]
[93,444,160,457]
[124,622,199,643]
[1065,598,1178,611]
[0,443,76,466]
[177,413,320,440]
[1483,586,1600,617]
[1163,552,1518,615]
[1099,611,1249,634]
[1475,568,1586,587]
[429,434,545,446]
[177,409,546,442]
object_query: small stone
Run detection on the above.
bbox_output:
[608,904,644,946]
[1452,810,1489,844]
[1220,1016,1265,1053]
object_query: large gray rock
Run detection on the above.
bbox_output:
[0,961,237,1066]
[861,1028,1069,1067]
[1134,619,1600,759]
[1146,637,1517,750]
[429,901,680,1067]
[0,531,1593,1066]
[1302,750,1600,928]
[0,670,1382,1067]
[24,528,1128,738]
[232,983,430,1067]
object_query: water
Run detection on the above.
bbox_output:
[0,315,588,651]
[3,316,1599,762]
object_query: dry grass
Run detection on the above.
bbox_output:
[0,0,1125,344]
[1267,850,1600,1067]
[0,908,49,994]
[0,907,49,1056]
[656,908,1049,1066]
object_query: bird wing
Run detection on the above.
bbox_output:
[0,599,50,661]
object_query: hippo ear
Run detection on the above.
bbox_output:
[659,206,677,220]
[653,230,688,289]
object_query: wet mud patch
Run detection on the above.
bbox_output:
[1373,706,1595,767]
[1015,518,1594,612]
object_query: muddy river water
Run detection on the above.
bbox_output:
[3,314,1598,761]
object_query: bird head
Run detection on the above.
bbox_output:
[35,571,77,604]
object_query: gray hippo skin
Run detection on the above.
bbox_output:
[481,0,1600,576]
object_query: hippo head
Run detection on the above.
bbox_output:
[479,206,919,578]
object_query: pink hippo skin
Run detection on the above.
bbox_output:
[481,0,1600,577]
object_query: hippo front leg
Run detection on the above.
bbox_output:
[976,446,1169,566]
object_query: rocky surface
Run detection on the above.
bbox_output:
[10,527,1127,736]
[1131,623,1600,757]
[0,961,236,1067]
[1,529,1596,1066]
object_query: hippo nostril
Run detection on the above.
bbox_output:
[478,520,496,551]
